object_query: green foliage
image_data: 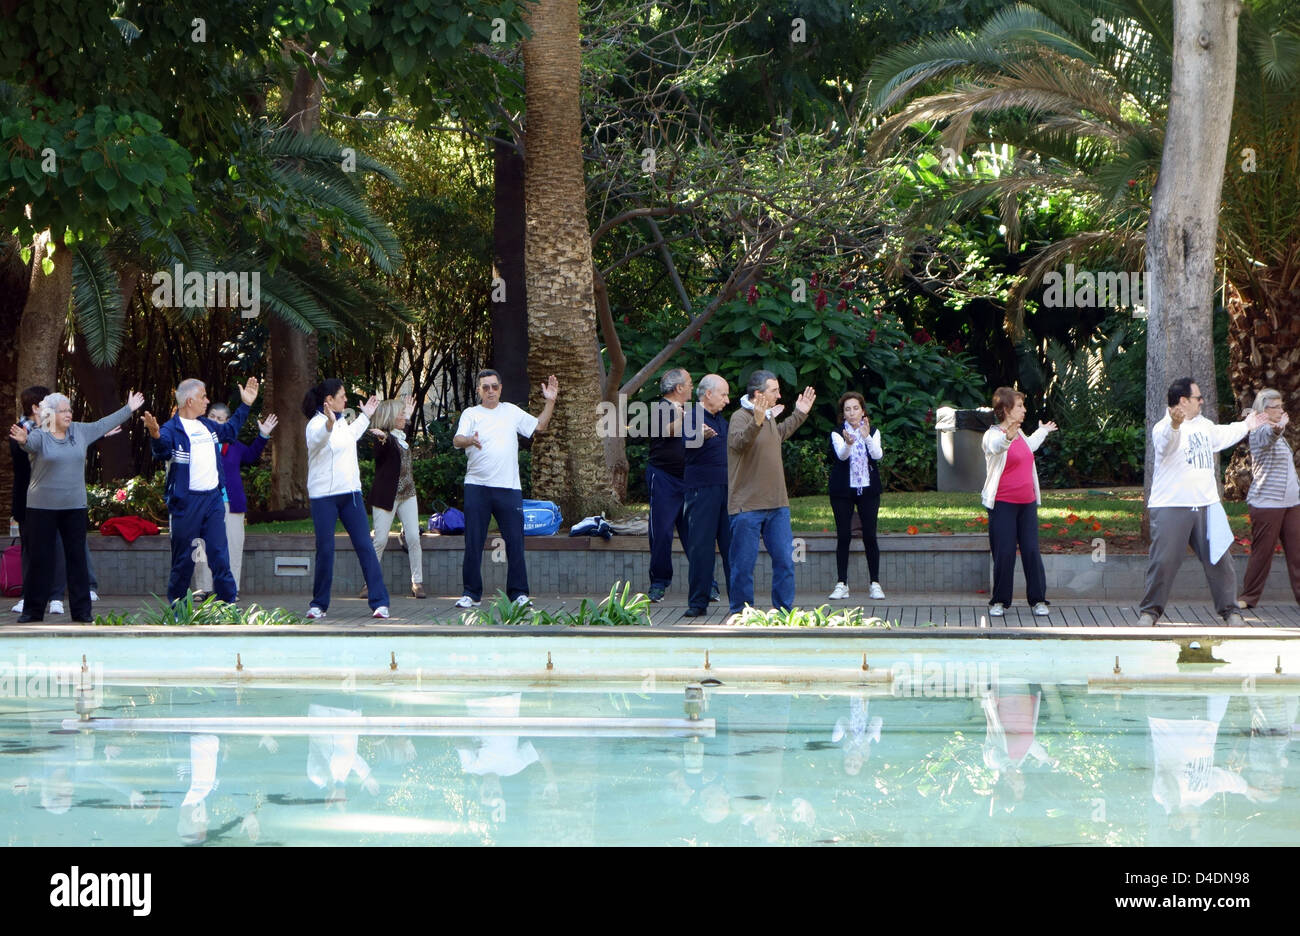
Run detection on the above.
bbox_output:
[118,592,304,626]
[465,582,652,626]
[86,472,168,526]
[730,604,894,627]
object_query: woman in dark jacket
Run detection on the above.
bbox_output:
[366,396,424,598]
[827,391,885,601]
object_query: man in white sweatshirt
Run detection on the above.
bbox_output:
[1139,377,1266,626]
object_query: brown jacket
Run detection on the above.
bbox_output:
[727,402,808,514]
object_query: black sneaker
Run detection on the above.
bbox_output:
[709,583,720,602]
[683,607,706,617]
[648,586,666,602]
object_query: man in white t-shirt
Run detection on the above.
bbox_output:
[1138,377,1266,626]
[452,370,558,608]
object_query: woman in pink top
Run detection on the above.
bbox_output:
[980,387,1057,617]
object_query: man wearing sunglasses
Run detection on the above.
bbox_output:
[1139,377,1267,626]
[452,370,558,610]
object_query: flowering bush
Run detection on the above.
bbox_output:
[87,472,168,526]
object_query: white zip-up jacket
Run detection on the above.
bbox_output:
[305,410,371,498]
[1148,414,1249,508]
[980,424,1051,509]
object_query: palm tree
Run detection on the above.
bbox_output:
[520,0,618,518]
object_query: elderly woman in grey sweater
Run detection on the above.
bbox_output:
[1239,389,1300,608]
[8,390,143,622]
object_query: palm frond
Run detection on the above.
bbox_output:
[70,241,124,366]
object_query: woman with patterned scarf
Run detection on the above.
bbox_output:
[827,391,885,601]
[366,396,425,598]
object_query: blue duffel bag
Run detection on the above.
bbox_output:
[521,499,563,535]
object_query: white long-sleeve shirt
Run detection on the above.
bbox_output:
[1148,414,1249,508]
[305,410,370,498]
[980,425,1050,509]
[830,427,883,461]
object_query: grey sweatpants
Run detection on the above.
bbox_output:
[1140,506,1237,620]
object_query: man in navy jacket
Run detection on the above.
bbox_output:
[143,377,260,603]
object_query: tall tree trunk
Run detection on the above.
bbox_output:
[266,62,324,512]
[492,140,529,406]
[1223,278,1300,499]
[1143,0,1242,537]
[521,0,617,519]
[16,230,71,412]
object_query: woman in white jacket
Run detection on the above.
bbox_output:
[981,387,1057,617]
[302,379,389,619]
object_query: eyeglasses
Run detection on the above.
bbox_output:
[480,384,501,391]
[1189,395,1204,401]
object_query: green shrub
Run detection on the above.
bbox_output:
[87,472,168,526]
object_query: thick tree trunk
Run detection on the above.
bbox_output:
[266,63,324,512]
[1143,0,1242,538]
[521,0,617,519]
[16,230,71,413]
[492,140,529,406]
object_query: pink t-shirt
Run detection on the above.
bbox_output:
[996,435,1036,503]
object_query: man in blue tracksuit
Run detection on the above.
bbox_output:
[144,377,260,603]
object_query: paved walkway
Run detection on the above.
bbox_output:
[9,591,1300,634]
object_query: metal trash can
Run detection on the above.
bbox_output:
[935,406,996,492]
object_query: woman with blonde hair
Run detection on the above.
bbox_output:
[981,387,1057,617]
[366,395,424,599]
[1238,388,1300,607]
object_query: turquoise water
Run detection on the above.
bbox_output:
[1,637,1298,845]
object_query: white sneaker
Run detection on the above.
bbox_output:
[513,595,532,608]
[1032,602,1050,616]
[372,606,390,619]
[305,606,326,620]
[49,600,65,615]
[869,582,886,600]
[1136,612,1156,627]
[10,600,22,614]
[828,582,849,600]
[89,590,99,602]
[989,603,1006,617]
[454,596,480,609]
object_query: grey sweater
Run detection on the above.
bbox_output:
[22,405,133,509]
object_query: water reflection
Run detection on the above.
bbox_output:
[305,703,379,807]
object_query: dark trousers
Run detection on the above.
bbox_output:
[831,489,881,584]
[1140,505,1236,618]
[685,484,730,611]
[988,500,1047,607]
[463,484,528,601]
[647,465,688,588]
[310,491,390,611]
[169,488,236,603]
[18,522,97,606]
[22,508,92,621]
[1240,505,1300,605]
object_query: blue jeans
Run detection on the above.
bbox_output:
[310,491,390,611]
[462,484,529,601]
[728,507,795,613]
[169,488,235,603]
[646,465,688,589]
[685,484,729,611]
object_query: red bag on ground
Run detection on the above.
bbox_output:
[1,543,20,597]
[99,516,161,543]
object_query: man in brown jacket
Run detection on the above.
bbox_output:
[726,370,816,616]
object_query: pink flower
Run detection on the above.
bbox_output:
[868,329,877,342]
[114,489,128,503]
[836,298,847,312]
[810,272,819,288]
[815,290,828,311]
[759,323,772,343]
[828,336,837,350]
[746,285,759,305]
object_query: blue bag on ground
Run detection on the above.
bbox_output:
[521,500,563,535]
[427,505,466,534]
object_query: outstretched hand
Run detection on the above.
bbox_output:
[8,424,27,446]
[239,377,260,407]
[1039,420,1058,433]
[126,390,145,412]
[142,412,160,439]
[258,414,279,436]
[360,395,380,418]
[401,394,416,421]
[794,386,816,415]
[103,425,123,438]
[540,375,559,402]
[1245,409,1268,431]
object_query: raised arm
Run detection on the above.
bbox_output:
[535,375,558,433]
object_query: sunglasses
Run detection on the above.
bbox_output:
[480,383,501,391]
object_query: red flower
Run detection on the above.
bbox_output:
[746,284,758,305]
[906,525,918,535]
[836,298,847,312]
[948,339,964,353]
[1092,521,1102,531]
[815,289,828,311]
[828,336,837,349]
[759,322,772,343]
[868,329,877,342]
[1127,179,1137,187]
[1066,513,1079,524]
[621,315,629,324]
[1042,523,1053,529]
[810,272,819,288]
[914,328,932,344]
[113,488,128,503]
[924,408,933,424]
